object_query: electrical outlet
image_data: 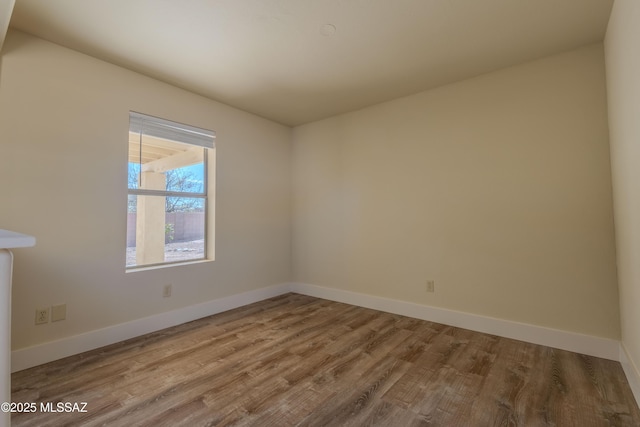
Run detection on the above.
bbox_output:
[51,304,67,322]
[163,284,172,298]
[35,307,49,325]
[426,280,435,293]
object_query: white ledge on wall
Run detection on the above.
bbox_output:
[0,229,36,248]
[1,228,36,427]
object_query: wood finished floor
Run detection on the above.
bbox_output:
[11,293,640,426]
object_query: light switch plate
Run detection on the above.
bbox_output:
[51,304,66,322]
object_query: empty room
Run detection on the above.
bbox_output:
[1,0,639,425]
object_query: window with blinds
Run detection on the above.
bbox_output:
[126,112,215,269]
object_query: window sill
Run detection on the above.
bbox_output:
[125,258,213,273]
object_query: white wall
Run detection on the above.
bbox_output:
[0,27,624,362]
[0,30,291,351]
[293,43,620,339]
[605,0,640,384]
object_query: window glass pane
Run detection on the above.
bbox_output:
[128,162,140,190]
[127,112,213,269]
[166,195,205,214]
[165,154,205,193]
[126,194,205,267]
[165,197,206,264]
[128,132,141,190]
[129,133,205,193]
[126,194,138,267]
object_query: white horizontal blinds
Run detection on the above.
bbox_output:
[129,112,215,149]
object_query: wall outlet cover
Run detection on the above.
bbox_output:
[35,308,49,325]
[163,284,172,298]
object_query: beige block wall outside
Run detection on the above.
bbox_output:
[293,43,620,339]
[0,30,292,351]
[605,0,640,375]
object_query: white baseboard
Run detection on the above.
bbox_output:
[12,282,623,373]
[620,343,640,406]
[289,282,620,361]
[11,283,291,372]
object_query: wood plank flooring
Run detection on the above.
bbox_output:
[11,293,640,426]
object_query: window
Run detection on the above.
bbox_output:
[127,112,215,269]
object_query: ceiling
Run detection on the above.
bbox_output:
[7,0,614,127]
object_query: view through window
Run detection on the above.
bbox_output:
[127,112,214,268]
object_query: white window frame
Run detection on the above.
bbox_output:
[127,112,215,270]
